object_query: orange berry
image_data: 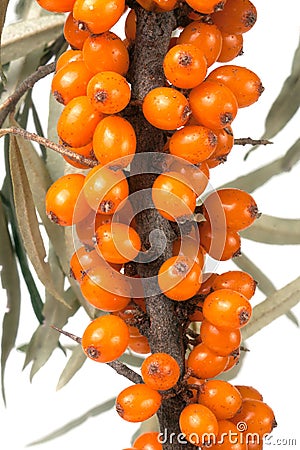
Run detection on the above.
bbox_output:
[75,211,113,247]
[200,319,241,356]
[63,12,90,50]
[209,420,247,450]
[185,0,226,14]
[199,220,241,261]
[133,432,162,450]
[142,87,190,130]
[187,342,229,379]
[179,403,219,446]
[56,50,83,72]
[217,32,244,62]
[235,385,263,401]
[231,399,277,436]
[73,0,125,34]
[168,159,210,197]
[128,335,151,354]
[202,288,252,329]
[36,0,75,12]
[141,353,180,391]
[125,9,136,43]
[116,384,162,422]
[61,141,96,169]
[173,235,205,268]
[81,314,129,362]
[51,61,93,105]
[212,270,257,300]
[211,0,257,35]
[207,126,234,163]
[199,380,242,420]
[70,246,103,282]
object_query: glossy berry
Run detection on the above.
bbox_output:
[179,403,219,446]
[116,384,162,422]
[187,342,229,379]
[202,288,252,329]
[45,174,89,226]
[142,87,190,130]
[212,270,257,300]
[208,126,234,163]
[173,235,205,268]
[141,353,180,391]
[158,256,202,301]
[218,32,244,62]
[36,0,75,12]
[133,432,162,450]
[185,0,226,14]
[63,12,90,50]
[55,49,83,72]
[189,80,238,129]
[61,141,96,169]
[81,314,129,362]
[93,116,136,168]
[70,245,104,282]
[51,61,93,105]
[169,125,217,165]
[200,319,241,356]
[235,385,263,401]
[73,0,125,34]
[125,9,136,43]
[80,264,131,311]
[153,0,177,11]
[163,43,207,89]
[83,32,129,76]
[211,0,257,35]
[152,171,196,221]
[83,165,129,214]
[75,211,112,247]
[128,335,151,354]
[209,420,247,450]
[231,399,277,436]
[178,21,223,67]
[94,222,141,264]
[168,159,210,197]
[87,71,131,115]
[57,96,102,147]
[199,220,241,261]
[199,380,243,419]
[207,65,264,107]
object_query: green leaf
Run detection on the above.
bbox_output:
[242,276,300,339]
[56,345,86,391]
[46,92,64,181]
[0,195,21,405]
[1,14,65,65]
[0,0,9,83]
[246,38,300,158]
[27,399,116,446]
[281,138,300,172]
[241,215,300,245]
[120,352,145,367]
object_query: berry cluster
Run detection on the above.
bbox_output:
[37,0,276,448]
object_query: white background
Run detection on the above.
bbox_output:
[0,1,300,449]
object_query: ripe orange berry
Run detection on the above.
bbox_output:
[169,125,217,165]
[185,0,226,14]
[83,32,129,76]
[70,246,104,282]
[187,342,229,379]
[45,174,90,226]
[61,141,96,169]
[189,80,238,129]
[93,116,136,168]
[200,319,241,356]
[217,32,244,62]
[152,171,196,221]
[81,314,129,362]
[83,165,129,214]
[116,384,162,422]
[173,235,205,268]
[128,335,151,354]
[142,87,190,130]
[153,0,177,11]
[55,49,83,72]
[186,376,206,402]
[235,385,263,401]
[212,270,257,300]
[125,9,136,43]
[80,264,131,311]
[231,399,277,436]
[158,256,202,301]
[223,349,240,372]
[163,43,207,89]
[207,126,234,163]
[73,0,125,34]
[63,12,90,50]
[211,0,257,35]
[169,159,210,196]
[87,71,131,115]
[199,380,242,420]
[57,96,102,147]
[133,432,162,450]
[36,0,75,12]
[141,353,180,391]
[199,220,241,261]
[94,222,141,264]
[207,65,264,108]
[179,403,219,446]
[209,420,247,450]
[51,61,93,105]
[75,211,113,247]
[202,288,252,329]
[178,21,223,67]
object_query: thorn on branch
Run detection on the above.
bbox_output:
[50,325,82,344]
[234,137,273,146]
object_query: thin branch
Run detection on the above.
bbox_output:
[234,137,273,146]
[0,126,98,167]
[0,62,56,127]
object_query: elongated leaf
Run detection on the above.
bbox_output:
[246,38,300,157]
[281,138,300,172]
[1,14,65,65]
[243,276,300,339]
[27,399,115,446]
[9,134,70,307]
[56,345,86,391]
[241,215,300,245]
[0,0,9,82]
[46,92,64,181]
[0,196,21,405]
[120,353,145,367]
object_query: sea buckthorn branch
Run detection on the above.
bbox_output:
[0,62,56,127]
[234,137,273,146]
[0,126,98,167]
